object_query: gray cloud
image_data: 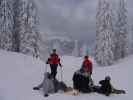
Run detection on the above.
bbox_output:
[35,0,133,43]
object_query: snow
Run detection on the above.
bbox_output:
[0,50,132,100]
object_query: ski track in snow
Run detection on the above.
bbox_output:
[0,50,132,100]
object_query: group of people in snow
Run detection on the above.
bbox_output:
[33,49,125,97]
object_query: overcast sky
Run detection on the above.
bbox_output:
[35,0,133,43]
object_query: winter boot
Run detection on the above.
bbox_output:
[33,87,40,90]
[44,94,49,97]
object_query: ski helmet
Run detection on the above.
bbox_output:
[105,76,111,80]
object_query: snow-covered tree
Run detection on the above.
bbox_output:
[12,0,24,52]
[115,0,129,59]
[131,24,133,53]
[0,0,40,58]
[12,0,40,57]
[95,0,115,66]
[19,0,40,58]
[0,0,13,51]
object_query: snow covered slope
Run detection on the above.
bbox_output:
[0,50,132,100]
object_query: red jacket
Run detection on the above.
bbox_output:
[47,53,60,64]
[82,59,92,74]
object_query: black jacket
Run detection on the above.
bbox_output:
[72,70,91,93]
[99,80,112,94]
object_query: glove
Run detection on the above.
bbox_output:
[59,63,62,67]
[46,58,50,64]
[46,61,49,64]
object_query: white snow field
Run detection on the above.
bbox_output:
[0,50,132,100]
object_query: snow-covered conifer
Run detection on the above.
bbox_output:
[12,0,24,52]
[0,0,13,51]
[19,0,40,58]
[95,0,115,66]
[115,0,129,59]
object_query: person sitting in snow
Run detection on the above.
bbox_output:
[33,72,69,97]
[46,49,62,79]
[93,76,126,96]
[97,76,112,96]
[33,72,55,97]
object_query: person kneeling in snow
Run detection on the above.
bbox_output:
[72,56,94,93]
[81,55,93,86]
[33,72,68,97]
[81,56,93,75]
[93,76,126,96]
[72,69,93,93]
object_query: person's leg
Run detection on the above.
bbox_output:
[97,88,110,96]
[52,64,58,79]
[33,86,40,90]
[112,88,126,94]
[50,64,55,78]
[96,87,103,94]
[43,81,49,97]
[33,82,43,90]
[92,86,100,92]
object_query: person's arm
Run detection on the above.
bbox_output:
[59,63,62,67]
[81,61,85,70]
[90,61,93,75]
[99,80,104,85]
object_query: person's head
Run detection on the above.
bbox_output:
[105,76,111,81]
[84,55,88,59]
[52,49,56,53]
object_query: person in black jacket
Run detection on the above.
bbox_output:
[93,76,126,96]
[98,76,112,96]
[72,70,91,93]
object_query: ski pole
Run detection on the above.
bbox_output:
[45,63,48,73]
[60,67,63,82]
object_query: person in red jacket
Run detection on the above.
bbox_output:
[81,55,93,75]
[46,49,62,79]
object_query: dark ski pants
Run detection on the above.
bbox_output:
[50,64,58,79]
[92,86,111,96]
